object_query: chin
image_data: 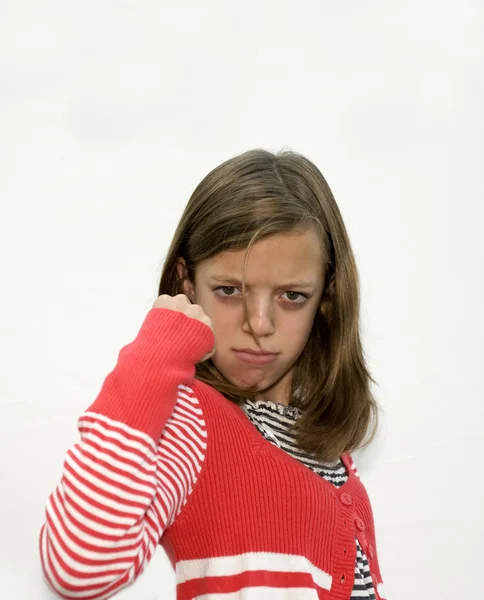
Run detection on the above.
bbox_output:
[224,370,267,391]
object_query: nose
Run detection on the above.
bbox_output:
[241,296,275,338]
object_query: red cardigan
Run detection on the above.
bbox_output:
[39,308,385,600]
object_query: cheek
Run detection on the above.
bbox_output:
[196,293,230,326]
[206,308,237,347]
[286,311,314,335]
[281,313,316,354]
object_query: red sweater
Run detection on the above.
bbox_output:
[39,308,385,600]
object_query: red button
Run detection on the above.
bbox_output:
[340,492,352,506]
[355,518,365,531]
[369,545,374,560]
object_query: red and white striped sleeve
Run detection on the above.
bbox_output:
[39,308,214,600]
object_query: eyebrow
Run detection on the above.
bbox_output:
[210,275,316,289]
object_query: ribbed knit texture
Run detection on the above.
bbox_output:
[39,307,385,600]
[240,399,376,599]
[87,308,215,440]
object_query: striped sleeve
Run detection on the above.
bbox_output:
[39,308,214,600]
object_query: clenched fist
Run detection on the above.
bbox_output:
[152,294,215,362]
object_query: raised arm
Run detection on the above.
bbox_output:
[39,307,214,599]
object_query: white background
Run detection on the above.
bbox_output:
[1,1,483,599]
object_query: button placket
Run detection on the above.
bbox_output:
[357,530,368,553]
[334,494,354,593]
[354,514,369,555]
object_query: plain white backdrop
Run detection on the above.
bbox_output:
[1,1,483,598]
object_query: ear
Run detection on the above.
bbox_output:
[176,257,196,301]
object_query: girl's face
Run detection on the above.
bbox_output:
[178,228,325,405]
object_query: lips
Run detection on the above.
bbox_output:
[234,348,278,356]
[233,350,279,365]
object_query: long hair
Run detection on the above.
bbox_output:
[157,149,379,463]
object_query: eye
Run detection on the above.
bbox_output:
[282,291,309,304]
[214,287,309,304]
[214,286,241,298]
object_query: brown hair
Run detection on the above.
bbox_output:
[157,148,379,463]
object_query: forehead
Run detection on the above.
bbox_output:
[200,229,325,283]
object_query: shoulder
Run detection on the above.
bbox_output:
[169,380,239,431]
[188,379,240,415]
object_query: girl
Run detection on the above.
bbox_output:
[39,149,385,599]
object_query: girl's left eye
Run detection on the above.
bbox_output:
[282,291,308,304]
[214,287,308,304]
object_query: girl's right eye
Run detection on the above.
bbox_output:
[214,286,241,298]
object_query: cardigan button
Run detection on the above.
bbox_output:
[355,517,365,531]
[340,492,352,506]
[369,545,374,559]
